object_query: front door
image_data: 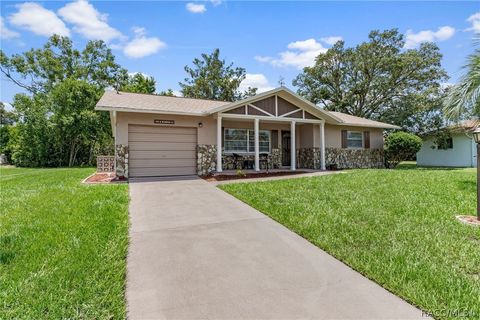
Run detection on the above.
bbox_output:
[281,131,291,167]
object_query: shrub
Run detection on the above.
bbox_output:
[385,132,422,168]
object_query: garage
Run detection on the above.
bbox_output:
[128,125,197,177]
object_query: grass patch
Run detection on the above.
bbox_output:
[0,167,129,319]
[220,166,480,319]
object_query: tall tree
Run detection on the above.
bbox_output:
[120,73,157,94]
[444,39,480,119]
[179,48,257,101]
[293,29,448,128]
[0,35,125,94]
[0,35,123,167]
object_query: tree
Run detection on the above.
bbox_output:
[293,29,448,128]
[158,89,176,96]
[179,48,257,101]
[120,73,156,94]
[0,35,125,94]
[0,102,16,161]
[444,40,480,119]
[0,35,123,167]
[384,132,422,168]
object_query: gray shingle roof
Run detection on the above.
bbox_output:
[96,89,400,129]
[328,111,401,129]
[96,90,228,115]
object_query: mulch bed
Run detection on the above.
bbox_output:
[82,172,124,184]
[203,171,308,182]
[456,215,480,226]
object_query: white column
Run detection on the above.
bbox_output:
[320,122,326,170]
[254,118,260,171]
[216,116,222,172]
[291,121,296,171]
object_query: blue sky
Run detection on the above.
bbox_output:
[1,1,479,104]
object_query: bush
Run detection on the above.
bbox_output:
[385,132,422,168]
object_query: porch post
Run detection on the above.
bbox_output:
[254,118,260,171]
[291,120,296,171]
[217,115,222,172]
[320,122,326,170]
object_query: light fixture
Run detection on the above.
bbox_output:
[473,127,480,143]
[198,122,203,128]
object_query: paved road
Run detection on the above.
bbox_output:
[127,176,425,319]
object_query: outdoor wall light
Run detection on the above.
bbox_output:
[473,128,480,144]
[198,122,203,128]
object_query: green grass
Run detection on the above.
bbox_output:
[221,165,480,319]
[0,167,129,319]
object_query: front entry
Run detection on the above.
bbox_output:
[281,131,291,167]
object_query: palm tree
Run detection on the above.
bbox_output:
[444,38,480,119]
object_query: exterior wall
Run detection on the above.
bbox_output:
[324,124,384,149]
[417,133,475,167]
[116,112,216,146]
[115,112,389,176]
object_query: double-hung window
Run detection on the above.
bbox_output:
[346,131,363,148]
[224,129,270,153]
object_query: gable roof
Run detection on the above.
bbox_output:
[96,87,400,129]
[328,111,401,129]
[96,90,227,115]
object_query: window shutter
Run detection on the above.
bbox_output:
[341,130,347,148]
[364,131,370,149]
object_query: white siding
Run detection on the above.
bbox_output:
[416,133,475,167]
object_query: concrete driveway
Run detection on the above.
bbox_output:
[127,176,425,320]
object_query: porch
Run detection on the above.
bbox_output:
[216,116,326,172]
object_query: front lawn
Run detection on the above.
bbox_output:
[221,165,480,319]
[0,167,129,319]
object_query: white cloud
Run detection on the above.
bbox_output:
[0,17,20,39]
[9,2,70,37]
[320,36,343,45]
[186,3,207,14]
[466,12,480,33]
[123,27,166,58]
[256,38,327,69]
[239,73,275,93]
[58,0,123,42]
[404,26,455,49]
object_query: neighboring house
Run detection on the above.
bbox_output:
[416,120,478,168]
[95,87,399,178]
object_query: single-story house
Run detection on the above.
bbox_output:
[95,87,400,178]
[416,120,478,168]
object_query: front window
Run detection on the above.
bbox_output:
[224,128,270,153]
[347,131,363,148]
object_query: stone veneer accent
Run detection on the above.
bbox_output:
[115,144,129,178]
[297,148,321,169]
[325,147,384,169]
[196,145,284,176]
[197,144,217,176]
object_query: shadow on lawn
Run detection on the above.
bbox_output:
[395,162,466,171]
[457,180,476,192]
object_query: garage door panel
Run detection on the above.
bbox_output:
[129,125,196,135]
[128,125,197,177]
[129,158,196,167]
[129,167,196,177]
[130,150,196,159]
[129,133,197,143]
[130,141,196,151]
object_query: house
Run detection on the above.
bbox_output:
[95,87,400,178]
[416,120,478,168]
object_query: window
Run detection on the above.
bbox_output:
[224,128,270,153]
[347,131,363,148]
[437,137,453,150]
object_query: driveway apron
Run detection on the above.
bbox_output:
[127,176,425,320]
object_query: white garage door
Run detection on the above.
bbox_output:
[128,125,197,177]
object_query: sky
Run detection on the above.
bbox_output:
[1,0,479,104]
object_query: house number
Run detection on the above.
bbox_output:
[154,119,175,125]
